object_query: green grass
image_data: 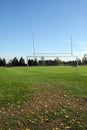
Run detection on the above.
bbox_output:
[0,66,87,130]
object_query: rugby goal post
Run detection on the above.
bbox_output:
[26,36,78,74]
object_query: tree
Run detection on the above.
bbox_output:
[77,58,82,65]
[19,57,25,66]
[28,59,34,66]
[0,58,3,66]
[82,54,87,65]
[2,58,6,66]
[54,57,62,65]
[7,59,12,67]
[39,56,45,65]
[33,58,38,66]
[12,57,19,66]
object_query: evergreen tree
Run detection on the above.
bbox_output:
[12,57,19,66]
[3,58,6,66]
[82,54,87,65]
[0,58,3,66]
[19,57,25,66]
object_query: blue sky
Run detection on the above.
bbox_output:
[0,0,87,60]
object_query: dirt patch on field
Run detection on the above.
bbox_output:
[25,88,87,112]
[0,87,87,129]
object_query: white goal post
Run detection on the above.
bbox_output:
[26,35,79,73]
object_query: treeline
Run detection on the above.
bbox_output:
[0,55,87,67]
[28,57,82,66]
[0,57,25,67]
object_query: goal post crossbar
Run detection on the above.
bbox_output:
[26,55,77,58]
[34,53,72,55]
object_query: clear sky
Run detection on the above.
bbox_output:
[0,0,87,60]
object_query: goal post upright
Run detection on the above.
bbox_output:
[70,36,78,71]
[71,36,73,56]
[26,56,29,75]
[76,56,79,72]
[33,33,35,57]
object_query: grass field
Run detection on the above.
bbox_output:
[0,66,87,130]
